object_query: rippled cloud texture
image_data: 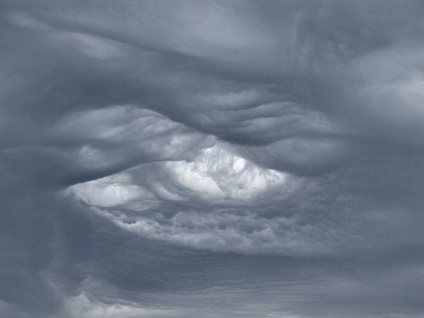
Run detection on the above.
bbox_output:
[1,1,424,317]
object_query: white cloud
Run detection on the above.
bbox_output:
[59,294,176,318]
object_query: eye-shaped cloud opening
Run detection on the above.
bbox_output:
[2,1,424,318]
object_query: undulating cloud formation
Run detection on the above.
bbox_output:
[1,1,424,317]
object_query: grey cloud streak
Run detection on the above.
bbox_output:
[1,1,424,317]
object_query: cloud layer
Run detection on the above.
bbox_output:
[1,1,424,317]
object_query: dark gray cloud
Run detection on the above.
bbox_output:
[1,1,424,317]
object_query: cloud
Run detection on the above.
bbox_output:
[58,294,178,318]
[1,0,424,317]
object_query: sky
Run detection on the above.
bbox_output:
[1,1,424,317]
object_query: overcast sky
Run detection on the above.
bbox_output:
[1,1,424,317]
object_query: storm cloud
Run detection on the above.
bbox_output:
[1,1,424,317]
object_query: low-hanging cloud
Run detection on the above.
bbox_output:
[1,1,424,317]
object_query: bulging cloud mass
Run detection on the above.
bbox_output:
[1,1,424,317]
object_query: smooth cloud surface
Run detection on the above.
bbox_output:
[1,1,424,317]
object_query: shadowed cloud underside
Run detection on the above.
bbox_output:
[1,1,424,317]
